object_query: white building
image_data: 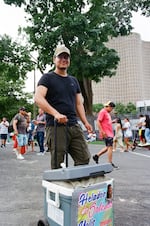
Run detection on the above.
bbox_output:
[136,100,150,112]
[92,33,150,106]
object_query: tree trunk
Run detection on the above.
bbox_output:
[79,78,93,116]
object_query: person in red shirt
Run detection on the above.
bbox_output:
[93,101,119,169]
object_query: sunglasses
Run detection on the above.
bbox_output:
[57,54,70,60]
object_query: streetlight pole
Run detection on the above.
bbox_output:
[33,67,36,119]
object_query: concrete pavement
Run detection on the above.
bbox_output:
[0,142,150,226]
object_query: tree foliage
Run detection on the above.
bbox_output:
[92,103,104,113]
[3,0,150,115]
[0,35,34,120]
[93,102,137,115]
[115,102,126,115]
[125,102,136,114]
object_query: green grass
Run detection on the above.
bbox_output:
[88,140,104,145]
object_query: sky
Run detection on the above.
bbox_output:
[0,2,149,41]
[0,1,150,92]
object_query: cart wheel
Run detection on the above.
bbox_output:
[37,219,49,226]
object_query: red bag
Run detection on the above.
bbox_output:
[13,135,18,149]
[12,134,26,154]
[21,146,26,155]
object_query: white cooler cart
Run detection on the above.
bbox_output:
[37,163,114,226]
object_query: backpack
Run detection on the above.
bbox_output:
[8,114,21,133]
[8,124,14,133]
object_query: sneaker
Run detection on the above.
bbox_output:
[13,149,19,157]
[46,148,50,152]
[93,154,99,164]
[13,148,17,152]
[37,152,45,156]
[111,162,119,169]
[17,154,24,160]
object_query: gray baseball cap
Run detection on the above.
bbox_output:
[54,45,70,57]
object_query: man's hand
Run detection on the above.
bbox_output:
[84,122,93,133]
[54,113,68,124]
[14,130,18,136]
[100,131,107,139]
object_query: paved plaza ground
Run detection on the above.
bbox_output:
[0,141,150,226]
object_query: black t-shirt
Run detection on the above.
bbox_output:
[37,72,81,126]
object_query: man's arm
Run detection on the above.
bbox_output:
[76,93,92,132]
[97,113,107,138]
[34,85,67,123]
[13,119,18,135]
[4,121,9,127]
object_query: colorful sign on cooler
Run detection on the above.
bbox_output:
[76,180,113,226]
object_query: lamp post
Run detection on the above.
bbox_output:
[144,101,147,114]
[30,55,38,119]
[33,66,36,119]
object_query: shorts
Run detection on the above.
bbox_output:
[17,134,28,147]
[28,131,34,142]
[1,134,7,140]
[104,137,113,147]
[46,124,91,169]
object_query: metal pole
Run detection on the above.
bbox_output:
[33,67,36,119]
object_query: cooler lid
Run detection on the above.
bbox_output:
[43,163,113,181]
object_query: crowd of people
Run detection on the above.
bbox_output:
[0,105,150,168]
[137,114,150,146]
[92,112,150,167]
[0,107,47,160]
[1,103,149,166]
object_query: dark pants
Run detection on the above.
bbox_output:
[46,124,91,169]
[36,131,45,152]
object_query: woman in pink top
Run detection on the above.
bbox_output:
[93,101,119,169]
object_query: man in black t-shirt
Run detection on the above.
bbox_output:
[34,45,92,169]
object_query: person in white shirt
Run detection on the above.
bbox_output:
[0,117,9,148]
[122,117,135,152]
[113,118,125,152]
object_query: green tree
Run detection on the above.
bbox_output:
[23,0,123,115]
[0,35,34,120]
[115,102,126,115]
[3,0,150,115]
[125,102,136,114]
[92,103,104,113]
[114,102,137,115]
[93,102,137,115]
